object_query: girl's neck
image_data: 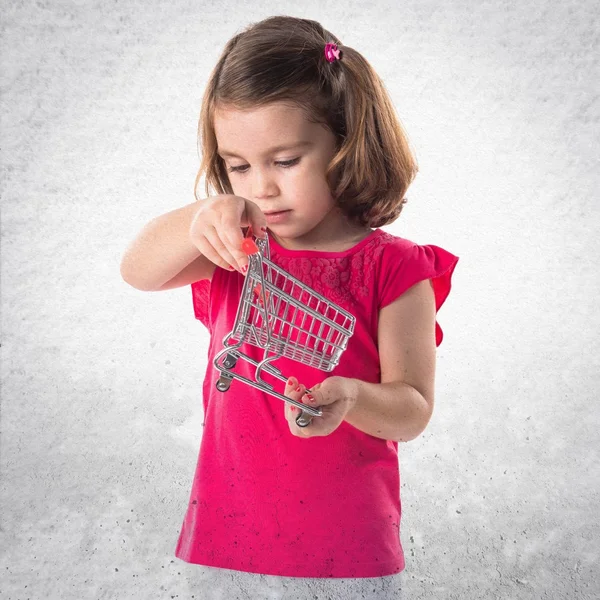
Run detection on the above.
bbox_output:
[269,217,372,253]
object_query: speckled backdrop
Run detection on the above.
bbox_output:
[1,0,599,599]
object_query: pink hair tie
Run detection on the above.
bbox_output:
[324,42,341,63]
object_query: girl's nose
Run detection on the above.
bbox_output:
[252,169,278,199]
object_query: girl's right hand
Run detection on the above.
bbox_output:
[189,194,268,273]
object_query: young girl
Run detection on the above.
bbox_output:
[120,16,459,581]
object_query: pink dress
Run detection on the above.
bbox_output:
[175,228,459,578]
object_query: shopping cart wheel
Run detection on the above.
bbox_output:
[223,353,238,369]
[295,411,313,428]
[216,374,233,392]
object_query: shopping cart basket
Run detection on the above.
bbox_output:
[213,227,356,428]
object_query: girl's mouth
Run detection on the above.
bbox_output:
[265,210,291,223]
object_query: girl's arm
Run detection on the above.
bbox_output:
[285,279,437,442]
[344,279,437,442]
[120,200,215,291]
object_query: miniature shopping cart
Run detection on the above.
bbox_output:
[213,227,356,427]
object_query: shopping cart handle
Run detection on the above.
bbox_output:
[241,225,259,255]
[241,238,259,255]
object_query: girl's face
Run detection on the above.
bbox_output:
[214,101,348,249]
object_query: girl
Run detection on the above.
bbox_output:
[120,16,459,581]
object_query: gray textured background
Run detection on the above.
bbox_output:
[1,0,599,599]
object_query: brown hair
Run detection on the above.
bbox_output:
[194,15,418,228]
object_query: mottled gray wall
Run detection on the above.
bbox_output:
[1,0,598,599]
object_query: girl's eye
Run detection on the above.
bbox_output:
[228,157,300,174]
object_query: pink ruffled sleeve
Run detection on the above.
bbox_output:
[378,242,459,346]
[190,279,212,332]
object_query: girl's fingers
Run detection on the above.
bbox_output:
[204,227,243,272]
[220,218,253,271]
[192,227,238,272]
[284,377,306,425]
[189,196,266,274]
[191,234,233,272]
[285,377,297,394]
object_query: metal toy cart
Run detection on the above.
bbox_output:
[213,227,356,427]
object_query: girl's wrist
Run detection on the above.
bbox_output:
[343,377,360,413]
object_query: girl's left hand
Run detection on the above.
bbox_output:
[284,376,357,437]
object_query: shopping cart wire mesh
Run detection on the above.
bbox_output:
[213,227,356,427]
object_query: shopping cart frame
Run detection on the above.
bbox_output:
[213,229,356,427]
